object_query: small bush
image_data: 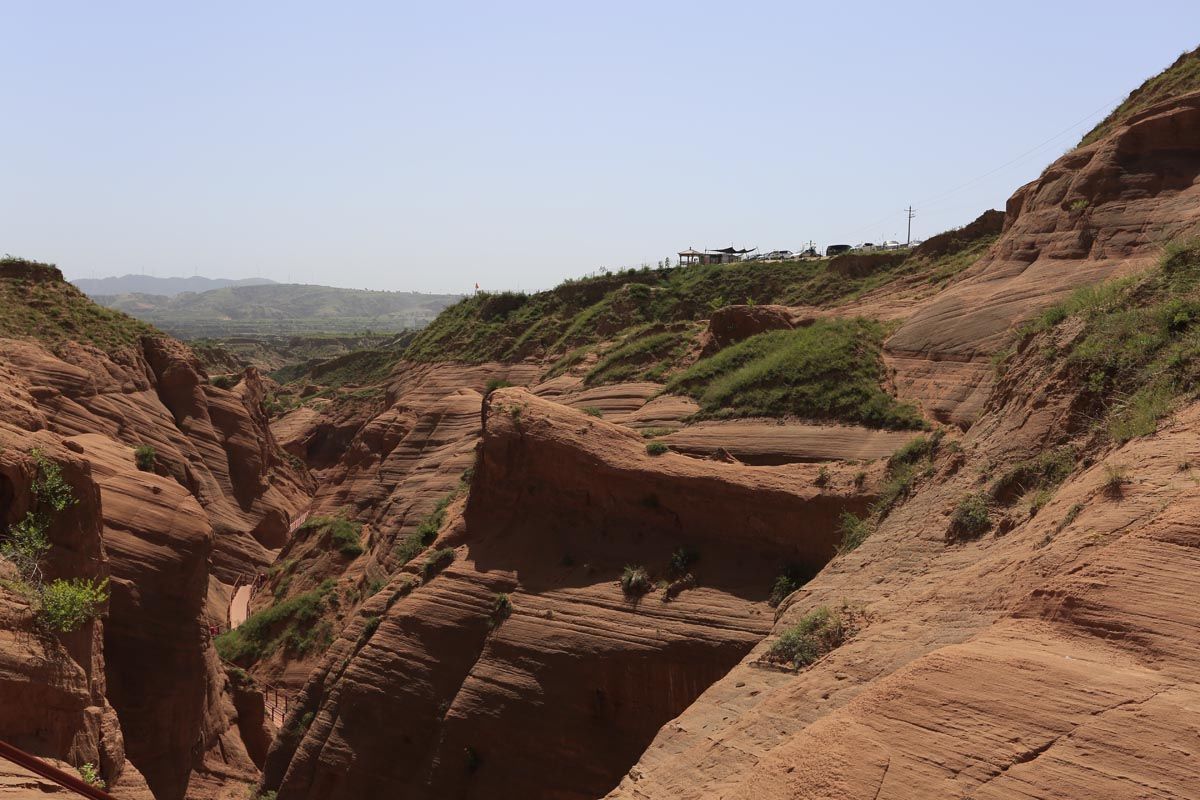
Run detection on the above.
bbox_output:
[1103,463,1128,495]
[396,492,459,565]
[766,606,852,669]
[134,444,156,472]
[667,547,698,579]
[989,447,1076,503]
[814,465,830,486]
[484,379,512,395]
[887,432,939,470]
[78,763,105,790]
[31,450,74,512]
[303,515,364,557]
[330,519,364,557]
[645,441,668,456]
[837,512,872,554]
[950,493,992,538]
[489,593,512,627]
[39,577,109,633]
[1,513,50,577]
[620,565,652,597]
[582,406,603,417]
[358,615,380,645]
[422,547,455,579]
[768,565,809,607]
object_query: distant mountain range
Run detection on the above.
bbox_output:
[89,282,463,339]
[73,274,277,297]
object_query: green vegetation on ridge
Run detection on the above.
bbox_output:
[215,579,337,664]
[666,318,925,429]
[0,257,155,354]
[1016,238,1200,443]
[404,243,987,367]
[1081,45,1200,146]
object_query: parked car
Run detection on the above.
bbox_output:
[825,244,852,257]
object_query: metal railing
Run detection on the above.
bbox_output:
[0,740,116,799]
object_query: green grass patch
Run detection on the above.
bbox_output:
[583,325,695,386]
[405,243,993,367]
[667,319,924,428]
[1018,238,1200,443]
[215,579,337,664]
[989,446,1076,503]
[301,515,364,558]
[836,512,872,554]
[645,441,669,456]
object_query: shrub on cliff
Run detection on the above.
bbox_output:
[766,605,853,669]
[422,548,455,579]
[39,577,109,633]
[489,593,513,627]
[768,565,810,608]
[395,490,460,566]
[950,493,992,538]
[837,512,872,554]
[31,449,75,512]
[2,450,107,634]
[1,513,50,579]
[583,325,696,386]
[134,444,156,472]
[620,565,652,597]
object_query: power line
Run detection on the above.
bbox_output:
[913,92,1127,210]
[830,91,1128,244]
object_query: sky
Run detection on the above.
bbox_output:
[2,2,1197,294]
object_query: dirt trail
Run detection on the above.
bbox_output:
[229,585,253,629]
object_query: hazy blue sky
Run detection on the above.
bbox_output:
[2,2,1197,293]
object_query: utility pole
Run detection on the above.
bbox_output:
[905,206,916,246]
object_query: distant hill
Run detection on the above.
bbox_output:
[92,282,463,339]
[73,274,277,297]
